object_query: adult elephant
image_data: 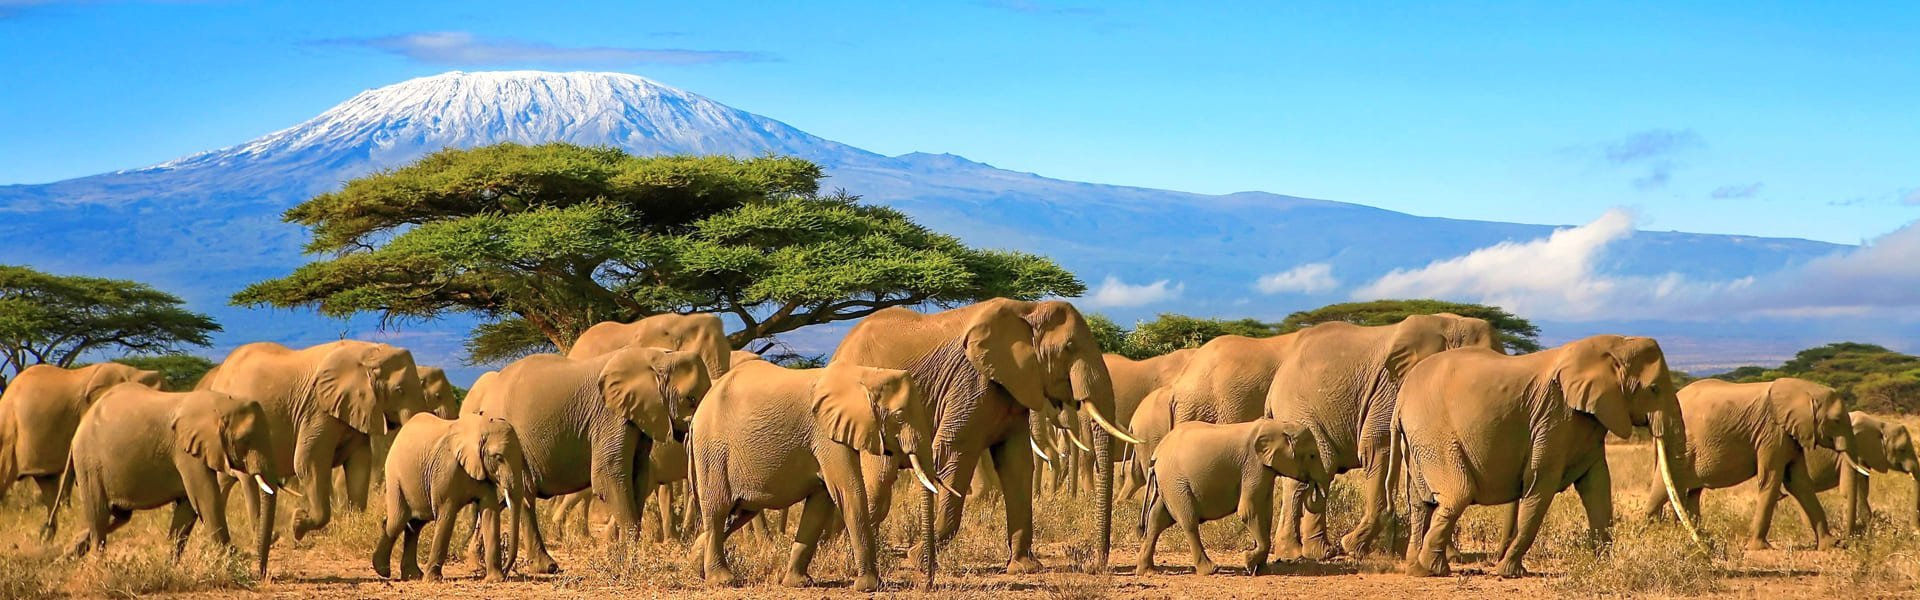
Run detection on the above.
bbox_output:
[1802,412,1916,534]
[198,340,428,540]
[1639,378,1855,550]
[0,363,164,509]
[556,313,734,542]
[464,346,707,574]
[417,367,463,419]
[1398,335,1699,578]
[832,298,1139,572]
[1264,314,1498,558]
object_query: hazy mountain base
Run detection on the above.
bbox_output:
[5,432,1916,599]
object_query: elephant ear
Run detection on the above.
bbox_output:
[1250,421,1297,473]
[172,393,230,473]
[1554,346,1634,438]
[79,366,125,403]
[814,365,887,455]
[599,350,674,442]
[963,305,1050,414]
[455,419,490,482]
[1764,380,1819,446]
[316,347,385,436]
[1385,316,1450,379]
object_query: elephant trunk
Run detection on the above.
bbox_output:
[1092,426,1113,573]
[919,472,937,589]
[505,487,523,574]
[1650,410,1702,543]
[255,481,277,579]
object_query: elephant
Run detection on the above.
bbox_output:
[52,383,283,578]
[553,313,735,543]
[1639,378,1855,550]
[1104,350,1194,499]
[1135,419,1330,576]
[374,414,535,582]
[1803,412,1918,534]
[463,346,708,574]
[831,298,1140,572]
[1263,314,1498,558]
[0,363,164,510]
[418,367,463,419]
[690,360,955,591]
[197,340,429,540]
[1397,335,1699,578]
[730,350,765,368]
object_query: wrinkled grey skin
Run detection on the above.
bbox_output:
[1135,420,1330,576]
[374,414,534,582]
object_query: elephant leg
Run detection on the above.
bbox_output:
[339,433,373,512]
[1682,489,1703,524]
[1748,470,1784,550]
[373,511,406,579]
[1241,481,1275,575]
[291,433,339,541]
[479,505,506,582]
[178,465,229,548]
[1171,496,1213,575]
[992,435,1044,575]
[424,505,461,581]
[1274,477,1305,559]
[76,507,133,558]
[699,501,737,585]
[1573,460,1614,547]
[654,482,678,542]
[1402,497,1433,568]
[1298,482,1334,560]
[1406,493,1467,577]
[1495,488,1560,578]
[1641,468,1674,523]
[781,488,836,587]
[31,475,60,514]
[823,449,881,591]
[1839,467,1865,536]
[166,500,198,556]
[1782,459,1835,549]
[1343,454,1392,556]
[928,449,979,546]
[519,497,560,574]
[1486,502,1518,563]
[400,520,424,580]
[1135,493,1172,574]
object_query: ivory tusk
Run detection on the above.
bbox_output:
[1029,438,1053,463]
[909,454,960,498]
[1849,458,1872,477]
[254,474,275,497]
[1088,407,1143,445]
[1655,436,1704,544]
[504,493,513,511]
[1064,428,1093,453]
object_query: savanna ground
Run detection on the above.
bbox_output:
[5,423,1918,599]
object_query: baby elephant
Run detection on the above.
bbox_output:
[55,383,283,578]
[374,414,534,582]
[1137,419,1329,576]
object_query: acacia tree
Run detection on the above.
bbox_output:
[235,143,1084,363]
[0,265,221,380]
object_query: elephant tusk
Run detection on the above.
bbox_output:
[1063,427,1094,453]
[1655,436,1704,545]
[1088,407,1143,445]
[254,474,275,497]
[909,454,961,499]
[1849,457,1872,477]
[1029,438,1053,463]
[503,492,513,511]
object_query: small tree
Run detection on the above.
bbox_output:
[113,353,218,391]
[234,144,1083,363]
[0,266,220,380]
[1279,299,1541,353]
[1092,313,1285,359]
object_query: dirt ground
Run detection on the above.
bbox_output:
[7,440,1919,599]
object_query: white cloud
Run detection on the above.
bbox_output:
[1719,220,1920,316]
[1353,209,1646,319]
[1086,276,1183,307]
[1255,263,1340,294]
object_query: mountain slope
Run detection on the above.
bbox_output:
[0,71,1849,379]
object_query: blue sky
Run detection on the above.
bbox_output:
[2,1,1916,245]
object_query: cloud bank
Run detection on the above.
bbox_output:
[334,32,771,67]
[1256,263,1339,294]
[1087,276,1183,307]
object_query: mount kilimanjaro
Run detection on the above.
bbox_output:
[0,71,1846,379]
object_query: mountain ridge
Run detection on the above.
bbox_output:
[0,71,1855,380]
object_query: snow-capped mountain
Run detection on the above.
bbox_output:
[0,71,1859,381]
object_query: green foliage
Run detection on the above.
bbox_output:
[235,143,1083,364]
[112,353,217,391]
[1278,298,1542,353]
[1714,342,1920,414]
[0,265,220,380]
[1092,312,1284,359]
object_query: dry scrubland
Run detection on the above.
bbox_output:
[4,424,1918,599]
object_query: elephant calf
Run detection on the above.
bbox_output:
[1803,411,1919,534]
[54,384,283,578]
[374,414,534,582]
[690,361,952,591]
[1136,419,1329,576]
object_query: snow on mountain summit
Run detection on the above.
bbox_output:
[152,70,875,174]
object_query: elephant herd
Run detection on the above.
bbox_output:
[0,298,1916,591]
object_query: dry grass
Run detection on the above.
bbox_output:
[0,437,1916,598]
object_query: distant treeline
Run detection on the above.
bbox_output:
[1713,342,1920,414]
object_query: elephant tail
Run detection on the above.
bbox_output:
[1388,408,1411,545]
[42,454,73,541]
[1139,457,1159,537]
